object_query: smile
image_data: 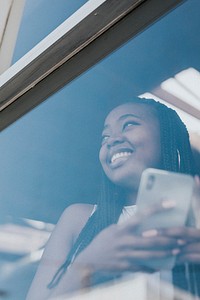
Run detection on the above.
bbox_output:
[111,151,132,164]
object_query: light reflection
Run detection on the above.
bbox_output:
[0,220,52,255]
[161,68,200,111]
[139,91,200,134]
[0,249,43,281]
[23,217,54,231]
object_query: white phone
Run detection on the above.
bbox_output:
[136,168,194,269]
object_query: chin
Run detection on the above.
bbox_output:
[109,171,141,191]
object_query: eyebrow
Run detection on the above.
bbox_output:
[118,113,142,121]
[103,113,142,131]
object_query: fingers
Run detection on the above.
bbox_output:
[120,200,176,233]
[159,227,200,242]
[93,262,155,274]
[194,175,200,187]
[174,239,200,264]
[120,235,179,250]
[178,253,200,263]
[126,249,176,260]
[139,199,176,220]
[177,242,200,263]
[181,242,200,253]
[109,250,177,272]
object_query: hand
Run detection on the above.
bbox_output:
[159,226,200,264]
[158,176,200,265]
[74,202,180,279]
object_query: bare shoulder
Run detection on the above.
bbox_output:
[61,203,95,217]
[26,204,95,300]
[57,203,95,241]
[60,203,95,225]
[42,203,95,253]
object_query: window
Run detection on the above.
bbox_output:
[12,0,89,63]
[0,0,200,299]
[0,0,25,73]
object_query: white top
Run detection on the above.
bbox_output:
[118,205,137,224]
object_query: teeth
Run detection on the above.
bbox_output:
[111,152,132,163]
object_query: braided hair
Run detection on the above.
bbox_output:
[48,97,197,293]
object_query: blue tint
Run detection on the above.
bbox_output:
[12,0,88,62]
[1,1,200,297]
[1,0,200,223]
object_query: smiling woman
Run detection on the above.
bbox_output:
[26,97,200,300]
[99,102,161,194]
[1,1,200,299]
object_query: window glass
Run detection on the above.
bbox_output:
[12,0,88,63]
[0,0,200,299]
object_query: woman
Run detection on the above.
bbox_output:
[26,97,200,299]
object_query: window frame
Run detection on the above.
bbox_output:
[0,0,185,131]
[0,0,26,74]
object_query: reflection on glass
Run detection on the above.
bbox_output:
[0,0,200,299]
[12,0,88,63]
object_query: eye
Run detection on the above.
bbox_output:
[123,121,139,130]
[101,134,109,145]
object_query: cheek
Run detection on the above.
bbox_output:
[145,135,161,166]
[145,148,161,167]
[99,147,105,168]
[99,146,111,177]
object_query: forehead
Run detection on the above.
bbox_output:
[104,103,157,125]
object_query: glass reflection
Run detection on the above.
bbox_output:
[12,0,88,63]
[0,0,200,299]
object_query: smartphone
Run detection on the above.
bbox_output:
[136,168,194,269]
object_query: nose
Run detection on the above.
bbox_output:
[107,134,124,148]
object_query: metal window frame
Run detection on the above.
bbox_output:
[0,0,185,131]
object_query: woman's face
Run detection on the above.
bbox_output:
[99,103,161,190]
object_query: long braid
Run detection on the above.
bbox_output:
[157,106,179,172]
[75,176,124,257]
[48,97,198,293]
[175,117,195,174]
[145,99,195,175]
